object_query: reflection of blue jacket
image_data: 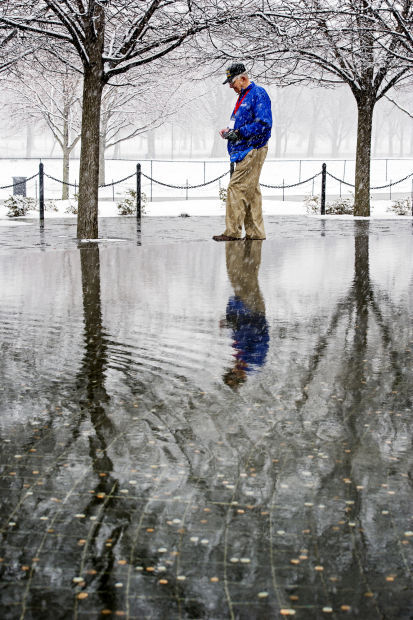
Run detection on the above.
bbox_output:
[226,296,269,370]
[228,82,272,163]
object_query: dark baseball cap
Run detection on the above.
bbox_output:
[223,63,246,84]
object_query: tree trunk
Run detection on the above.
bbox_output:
[62,146,70,201]
[354,97,374,217]
[146,129,155,159]
[399,125,404,157]
[387,126,394,157]
[306,102,319,157]
[274,125,282,157]
[62,107,70,200]
[26,123,32,158]
[113,142,120,159]
[77,66,104,239]
[77,6,105,240]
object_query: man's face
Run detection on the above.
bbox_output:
[229,75,243,94]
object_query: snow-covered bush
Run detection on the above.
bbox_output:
[219,187,227,204]
[117,189,147,215]
[65,192,78,214]
[326,196,354,215]
[65,202,78,215]
[5,195,36,217]
[45,200,58,212]
[304,194,320,214]
[387,197,411,216]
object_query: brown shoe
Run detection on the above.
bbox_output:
[243,236,265,240]
[212,234,241,241]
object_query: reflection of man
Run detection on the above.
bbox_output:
[221,241,269,388]
[213,63,272,242]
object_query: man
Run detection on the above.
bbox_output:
[213,63,272,242]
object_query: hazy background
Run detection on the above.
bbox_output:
[1,82,412,161]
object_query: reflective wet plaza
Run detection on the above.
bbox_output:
[0,216,412,619]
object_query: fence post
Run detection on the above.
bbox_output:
[321,163,326,215]
[136,163,141,219]
[186,179,189,200]
[230,162,235,177]
[389,179,392,201]
[39,162,44,224]
[282,178,285,201]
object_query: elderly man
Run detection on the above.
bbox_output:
[213,63,272,242]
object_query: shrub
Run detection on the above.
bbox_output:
[65,201,78,215]
[117,189,147,215]
[304,194,320,214]
[387,197,411,216]
[326,196,354,215]
[45,200,58,212]
[219,187,227,204]
[5,195,36,217]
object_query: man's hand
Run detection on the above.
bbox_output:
[219,128,240,141]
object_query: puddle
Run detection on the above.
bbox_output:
[0,218,412,618]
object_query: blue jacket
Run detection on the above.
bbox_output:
[226,296,269,370]
[227,82,272,163]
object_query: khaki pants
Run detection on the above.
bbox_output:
[225,240,265,315]
[224,144,268,239]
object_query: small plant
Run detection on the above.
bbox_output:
[65,202,78,215]
[219,187,227,204]
[65,192,78,214]
[326,196,354,215]
[45,200,58,212]
[387,197,411,216]
[5,195,36,217]
[304,194,320,214]
[117,189,147,215]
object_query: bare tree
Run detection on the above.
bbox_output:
[7,62,82,198]
[98,71,202,184]
[219,0,412,215]
[1,1,237,238]
[371,0,413,63]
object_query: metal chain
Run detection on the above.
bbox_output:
[44,171,137,188]
[141,170,229,189]
[99,172,137,187]
[371,170,413,190]
[327,170,413,190]
[260,172,322,189]
[44,173,77,188]
[0,172,39,190]
[326,172,355,187]
[4,166,412,196]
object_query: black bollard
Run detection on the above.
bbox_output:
[136,163,141,219]
[321,163,326,215]
[39,162,44,225]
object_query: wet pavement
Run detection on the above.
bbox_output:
[0,216,412,619]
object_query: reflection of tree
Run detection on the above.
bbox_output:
[221,241,269,389]
[279,221,413,608]
[75,244,122,611]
